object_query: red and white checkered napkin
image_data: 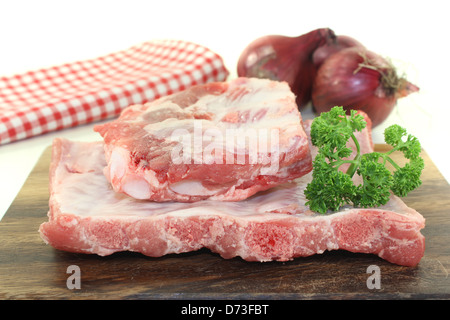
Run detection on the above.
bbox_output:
[0,39,229,145]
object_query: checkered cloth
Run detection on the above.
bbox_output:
[0,39,229,145]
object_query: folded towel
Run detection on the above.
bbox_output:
[0,39,229,145]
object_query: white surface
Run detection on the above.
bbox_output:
[1,0,449,220]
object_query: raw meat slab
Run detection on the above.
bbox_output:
[93,78,312,202]
[39,137,425,266]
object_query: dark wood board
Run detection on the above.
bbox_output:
[1,144,449,300]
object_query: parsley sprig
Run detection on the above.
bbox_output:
[304,106,424,214]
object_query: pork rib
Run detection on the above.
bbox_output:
[39,134,425,266]
[93,77,312,202]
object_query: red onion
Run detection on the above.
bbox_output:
[237,28,335,109]
[311,47,419,127]
[312,34,365,68]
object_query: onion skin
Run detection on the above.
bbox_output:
[237,28,335,109]
[312,34,365,68]
[312,47,419,127]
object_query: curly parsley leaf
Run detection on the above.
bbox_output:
[305,106,424,214]
[353,153,393,208]
[304,153,357,213]
[310,107,366,158]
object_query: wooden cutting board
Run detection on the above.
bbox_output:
[1,144,449,300]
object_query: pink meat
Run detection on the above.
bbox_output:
[39,134,425,266]
[93,77,312,202]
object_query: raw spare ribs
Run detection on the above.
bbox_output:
[93,77,312,202]
[39,113,425,266]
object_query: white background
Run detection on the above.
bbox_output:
[1,0,449,220]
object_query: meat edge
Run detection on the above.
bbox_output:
[39,204,425,267]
